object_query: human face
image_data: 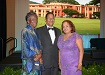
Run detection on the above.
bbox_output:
[62,22,72,34]
[45,14,55,27]
[27,15,38,29]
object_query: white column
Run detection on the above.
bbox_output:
[44,10,46,17]
[92,7,94,18]
[95,7,97,12]
[57,10,59,17]
[15,0,29,51]
[85,7,87,17]
[87,7,89,18]
[41,10,43,17]
[92,7,93,13]
[100,0,105,37]
[80,6,81,13]
[36,9,39,16]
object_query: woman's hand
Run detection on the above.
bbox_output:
[34,50,42,61]
[39,58,43,64]
[58,63,61,70]
[76,63,82,71]
[34,54,38,61]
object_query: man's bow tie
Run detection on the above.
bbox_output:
[48,28,54,30]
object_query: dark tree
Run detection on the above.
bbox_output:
[87,0,100,5]
[62,8,79,17]
[93,12,100,19]
[43,0,79,5]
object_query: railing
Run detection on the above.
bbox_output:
[0,37,3,60]
[6,37,17,55]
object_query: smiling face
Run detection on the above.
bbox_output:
[27,14,38,29]
[62,22,72,34]
[45,14,55,27]
[62,20,75,34]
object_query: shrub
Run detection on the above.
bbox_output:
[0,64,105,75]
[82,64,105,75]
[0,67,21,75]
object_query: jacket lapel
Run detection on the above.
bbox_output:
[43,25,52,44]
[53,27,57,44]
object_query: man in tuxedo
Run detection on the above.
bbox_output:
[36,12,61,75]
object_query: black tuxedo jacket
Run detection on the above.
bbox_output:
[36,25,61,68]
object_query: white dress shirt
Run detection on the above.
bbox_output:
[46,25,55,44]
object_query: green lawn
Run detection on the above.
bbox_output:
[37,17,100,34]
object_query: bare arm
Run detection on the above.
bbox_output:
[76,38,84,70]
[58,50,61,69]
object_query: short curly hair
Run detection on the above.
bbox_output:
[25,11,38,23]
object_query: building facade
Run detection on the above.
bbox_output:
[29,3,100,18]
